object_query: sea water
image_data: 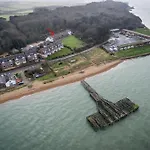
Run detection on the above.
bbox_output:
[0,56,150,150]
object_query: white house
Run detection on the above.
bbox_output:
[5,80,16,87]
[67,30,72,35]
[46,37,54,43]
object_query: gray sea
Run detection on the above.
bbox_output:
[1,1,150,149]
[0,56,150,150]
[123,0,150,28]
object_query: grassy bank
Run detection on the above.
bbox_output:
[116,45,150,58]
[0,10,33,21]
[39,48,115,82]
[62,35,85,49]
[135,28,150,36]
[37,73,56,81]
[47,47,73,60]
[83,48,116,65]
[0,1,55,21]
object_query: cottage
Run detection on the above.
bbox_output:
[38,47,52,58]
[14,53,27,66]
[0,56,14,70]
[24,47,39,62]
[0,52,28,70]
[5,80,16,87]
[68,30,72,35]
[38,41,64,58]
[45,37,54,43]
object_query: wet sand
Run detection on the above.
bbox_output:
[0,60,123,104]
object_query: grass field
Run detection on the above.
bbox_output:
[0,15,10,20]
[0,0,62,21]
[0,10,33,21]
[135,28,150,36]
[36,48,116,81]
[0,1,56,12]
[47,48,73,60]
[116,45,150,58]
[37,73,56,81]
[62,35,85,49]
[52,62,69,69]
[84,48,116,65]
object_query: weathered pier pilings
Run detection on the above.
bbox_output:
[81,80,139,130]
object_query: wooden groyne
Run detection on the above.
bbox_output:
[81,80,139,130]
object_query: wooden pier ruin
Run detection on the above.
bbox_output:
[81,80,139,130]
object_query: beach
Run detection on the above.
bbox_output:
[0,60,122,104]
[1,55,150,150]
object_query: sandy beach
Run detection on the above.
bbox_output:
[0,60,123,104]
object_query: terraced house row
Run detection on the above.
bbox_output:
[0,43,64,71]
[39,41,64,58]
[0,48,39,71]
[0,29,71,72]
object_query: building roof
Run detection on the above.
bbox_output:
[45,37,54,42]
[24,47,38,55]
[123,29,150,38]
[110,29,120,32]
[0,55,14,62]
[0,53,26,64]
[118,39,150,48]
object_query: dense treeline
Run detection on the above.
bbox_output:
[0,0,144,54]
[0,18,27,53]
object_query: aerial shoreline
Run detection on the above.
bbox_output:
[1,28,150,104]
[0,60,122,104]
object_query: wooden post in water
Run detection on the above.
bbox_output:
[81,80,139,130]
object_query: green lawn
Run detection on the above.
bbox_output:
[52,62,68,69]
[116,45,150,58]
[135,28,150,36]
[62,35,85,49]
[84,48,116,65]
[37,73,56,81]
[0,10,33,21]
[47,48,73,60]
[0,15,10,21]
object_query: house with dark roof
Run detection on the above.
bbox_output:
[24,47,39,62]
[38,42,64,58]
[0,56,14,70]
[0,53,28,70]
[0,30,71,72]
[13,53,27,66]
[38,47,52,58]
